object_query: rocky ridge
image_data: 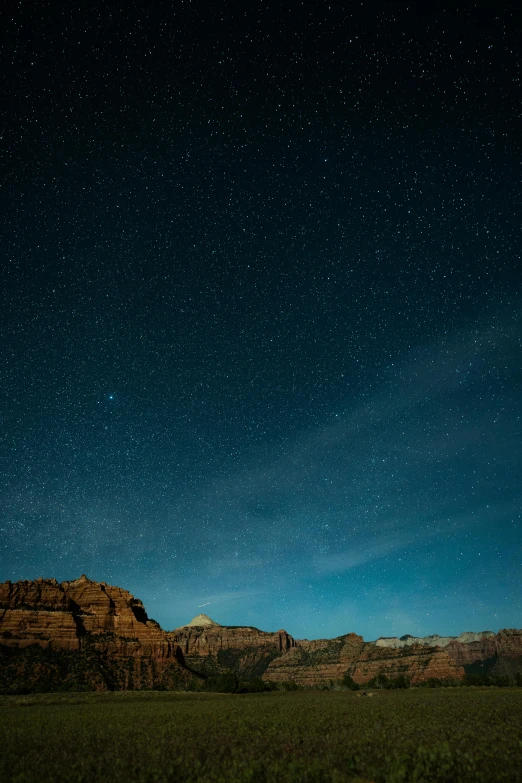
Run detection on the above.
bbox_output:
[177,613,219,628]
[169,622,296,678]
[264,629,522,687]
[375,631,496,649]
[445,628,522,671]
[0,575,195,691]
[0,574,170,654]
[263,633,465,685]
[1,575,521,691]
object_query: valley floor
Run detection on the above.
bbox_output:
[1,688,522,782]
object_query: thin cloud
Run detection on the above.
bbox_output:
[312,499,520,576]
[170,301,521,524]
[313,529,427,575]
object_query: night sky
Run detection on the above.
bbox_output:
[1,1,521,641]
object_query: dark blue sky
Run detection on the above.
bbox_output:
[1,1,520,640]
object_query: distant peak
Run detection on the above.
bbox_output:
[179,613,220,628]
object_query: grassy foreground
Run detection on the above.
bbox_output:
[1,689,522,782]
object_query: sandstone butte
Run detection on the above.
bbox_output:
[0,574,194,690]
[170,613,296,679]
[263,633,467,685]
[1,575,521,690]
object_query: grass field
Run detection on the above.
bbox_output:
[1,689,522,782]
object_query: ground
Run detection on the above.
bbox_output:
[1,689,522,782]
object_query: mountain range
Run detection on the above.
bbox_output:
[1,575,521,692]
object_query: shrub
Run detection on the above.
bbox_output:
[495,675,513,688]
[462,673,516,687]
[280,680,299,691]
[393,674,410,689]
[342,674,359,690]
[239,678,266,693]
[367,673,411,689]
[369,673,390,689]
[205,672,240,693]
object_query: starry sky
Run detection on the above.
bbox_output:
[1,1,521,641]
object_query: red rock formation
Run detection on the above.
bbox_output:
[445,636,498,667]
[263,634,464,686]
[2,575,521,691]
[445,628,522,667]
[0,577,68,611]
[350,643,464,685]
[171,624,294,656]
[0,609,80,650]
[0,576,299,684]
[0,575,175,657]
[169,623,296,676]
[0,575,192,689]
[1,577,80,651]
[264,633,364,685]
[497,628,522,655]
[266,628,522,687]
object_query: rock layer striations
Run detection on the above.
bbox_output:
[263,634,465,685]
[0,575,193,691]
[1,575,521,691]
[169,623,296,678]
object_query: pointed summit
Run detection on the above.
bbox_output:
[178,613,220,628]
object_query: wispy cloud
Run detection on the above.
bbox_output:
[312,499,521,576]
[181,587,267,608]
[171,301,521,524]
[312,529,432,575]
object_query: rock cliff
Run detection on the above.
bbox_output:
[444,628,522,674]
[1,575,521,692]
[264,627,522,687]
[371,629,522,676]
[375,631,496,649]
[169,620,296,678]
[0,574,173,655]
[263,633,464,686]
[0,575,196,691]
[350,642,464,685]
[264,633,365,685]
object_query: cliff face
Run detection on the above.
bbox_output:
[1,575,521,692]
[264,633,365,685]
[0,576,297,688]
[496,628,522,656]
[0,575,173,656]
[444,628,522,671]
[445,636,498,667]
[372,629,522,673]
[263,634,464,686]
[375,631,496,649]
[350,643,464,685]
[169,624,296,678]
[264,628,522,687]
[0,575,195,692]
